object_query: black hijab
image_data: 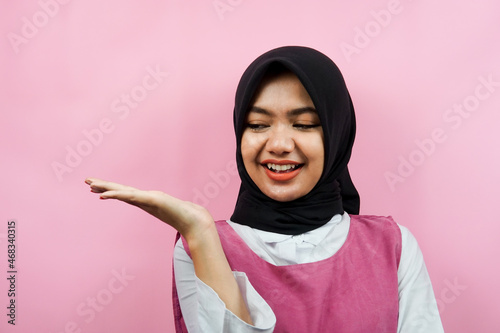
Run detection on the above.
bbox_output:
[230,46,359,235]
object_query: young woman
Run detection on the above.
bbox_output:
[86,46,444,332]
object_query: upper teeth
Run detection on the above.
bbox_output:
[267,163,298,171]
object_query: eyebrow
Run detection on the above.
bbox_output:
[249,106,317,117]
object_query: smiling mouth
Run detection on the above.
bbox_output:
[265,163,304,173]
[262,161,304,181]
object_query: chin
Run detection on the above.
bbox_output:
[263,188,305,202]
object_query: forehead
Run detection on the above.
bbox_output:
[250,72,315,111]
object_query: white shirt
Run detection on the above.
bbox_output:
[173,213,444,332]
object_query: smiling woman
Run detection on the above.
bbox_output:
[241,69,324,202]
[86,46,444,332]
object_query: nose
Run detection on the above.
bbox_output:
[266,125,294,155]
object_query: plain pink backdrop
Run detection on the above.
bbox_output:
[1,0,499,332]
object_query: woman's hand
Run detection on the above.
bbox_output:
[85,177,254,325]
[84,178,213,241]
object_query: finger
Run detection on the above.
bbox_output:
[86,178,137,193]
[100,190,154,206]
[85,178,92,185]
[100,190,180,218]
[99,190,168,219]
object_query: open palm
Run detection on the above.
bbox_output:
[85,178,214,238]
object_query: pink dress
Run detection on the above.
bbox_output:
[173,215,402,332]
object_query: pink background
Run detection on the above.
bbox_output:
[1,0,499,332]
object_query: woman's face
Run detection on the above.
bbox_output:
[241,72,324,202]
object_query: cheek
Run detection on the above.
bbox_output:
[305,135,325,175]
[240,133,262,166]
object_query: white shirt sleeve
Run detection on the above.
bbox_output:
[173,238,276,333]
[397,225,444,333]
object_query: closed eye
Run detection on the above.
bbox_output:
[293,124,320,130]
[246,123,269,130]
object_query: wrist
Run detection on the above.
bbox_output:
[183,218,218,250]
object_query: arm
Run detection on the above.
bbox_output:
[85,178,253,326]
[397,225,444,333]
[174,239,276,332]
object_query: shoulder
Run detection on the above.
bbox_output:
[357,218,425,273]
[349,214,403,264]
[396,223,425,269]
[349,214,401,235]
[349,215,415,245]
[350,214,396,224]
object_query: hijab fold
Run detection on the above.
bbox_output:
[231,46,360,235]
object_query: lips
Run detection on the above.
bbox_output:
[261,159,304,181]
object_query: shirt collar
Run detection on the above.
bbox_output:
[255,214,343,246]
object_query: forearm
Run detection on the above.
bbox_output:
[185,223,253,326]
